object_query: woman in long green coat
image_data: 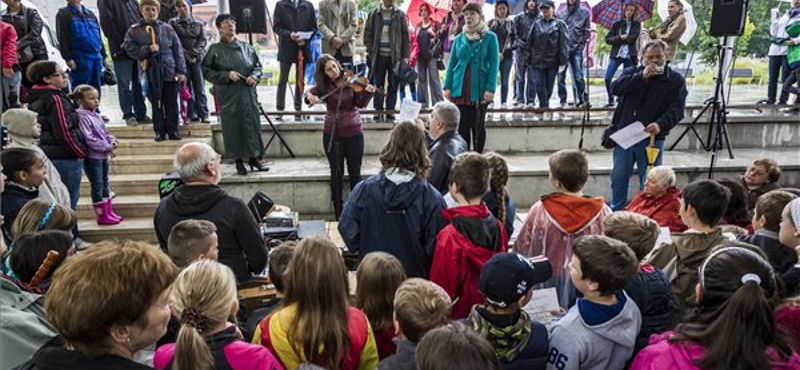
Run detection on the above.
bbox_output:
[202,14,269,175]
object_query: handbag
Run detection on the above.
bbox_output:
[436,59,446,71]
[601,124,618,149]
[101,67,117,86]
[17,9,34,64]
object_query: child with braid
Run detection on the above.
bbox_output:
[483,152,516,236]
[154,260,284,370]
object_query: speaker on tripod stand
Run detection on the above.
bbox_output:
[669,0,748,178]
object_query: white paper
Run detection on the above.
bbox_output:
[523,287,560,328]
[610,121,650,150]
[397,98,422,122]
[297,31,314,40]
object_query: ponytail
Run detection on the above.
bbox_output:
[673,247,793,370]
[174,315,215,370]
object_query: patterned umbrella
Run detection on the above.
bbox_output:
[592,0,654,30]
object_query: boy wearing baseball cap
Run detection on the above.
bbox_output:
[465,253,551,370]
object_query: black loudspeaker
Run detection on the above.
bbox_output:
[229,0,268,34]
[709,0,748,37]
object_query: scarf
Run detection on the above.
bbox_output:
[467,306,532,363]
[463,20,488,41]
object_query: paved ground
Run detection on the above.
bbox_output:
[97,82,781,126]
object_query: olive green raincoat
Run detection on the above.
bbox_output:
[202,39,264,159]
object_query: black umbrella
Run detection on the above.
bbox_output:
[145,25,165,110]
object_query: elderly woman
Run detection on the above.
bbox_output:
[443,2,499,153]
[14,240,178,370]
[648,0,686,61]
[624,166,686,232]
[202,14,269,176]
[338,121,447,279]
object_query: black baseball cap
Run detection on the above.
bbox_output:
[539,0,555,8]
[479,253,552,308]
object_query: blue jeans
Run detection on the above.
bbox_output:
[83,158,110,203]
[768,55,791,104]
[531,67,558,108]
[604,57,634,105]
[52,159,84,210]
[113,57,148,120]
[610,138,665,211]
[499,57,513,104]
[557,51,586,105]
[185,61,209,120]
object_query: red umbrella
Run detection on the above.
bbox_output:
[407,0,449,28]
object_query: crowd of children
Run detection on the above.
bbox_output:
[5,116,800,370]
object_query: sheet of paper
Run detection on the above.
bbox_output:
[523,287,560,328]
[610,121,650,150]
[297,31,314,40]
[397,98,422,122]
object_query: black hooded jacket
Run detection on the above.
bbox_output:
[13,338,153,370]
[154,184,267,284]
[27,87,87,161]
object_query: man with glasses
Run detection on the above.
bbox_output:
[154,142,268,285]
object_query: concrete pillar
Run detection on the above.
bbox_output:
[218,0,229,14]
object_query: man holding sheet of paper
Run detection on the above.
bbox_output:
[273,0,318,117]
[609,40,687,211]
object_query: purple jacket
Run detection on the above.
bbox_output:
[630,332,800,370]
[77,108,114,160]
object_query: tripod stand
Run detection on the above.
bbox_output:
[705,36,735,178]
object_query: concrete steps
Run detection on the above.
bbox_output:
[77,148,800,243]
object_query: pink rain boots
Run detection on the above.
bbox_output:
[93,200,121,225]
[105,198,123,222]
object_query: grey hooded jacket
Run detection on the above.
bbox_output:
[546,291,642,370]
[556,4,590,54]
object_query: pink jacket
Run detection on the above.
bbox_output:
[630,332,800,370]
[155,339,284,370]
[0,20,17,69]
[515,193,612,307]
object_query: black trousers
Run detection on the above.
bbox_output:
[457,104,487,153]
[324,132,364,219]
[277,61,302,111]
[150,81,179,136]
[372,55,398,111]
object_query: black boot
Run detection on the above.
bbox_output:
[248,158,270,172]
[235,159,248,175]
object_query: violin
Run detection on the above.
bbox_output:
[340,70,385,96]
[308,70,384,107]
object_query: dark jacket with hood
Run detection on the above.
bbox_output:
[123,20,187,82]
[97,0,143,59]
[466,306,549,370]
[27,87,87,161]
[338,171,447,279]
[611,65,687,141]
[427,130,468,194]
[512,8,538,63]
[272,0,318,63]
[739,229,798,274]
[526,16,569,68]
[430,205,508,319]
[2,182,39,243]
[377,338,417,370]
[646,228,726,326]
[556,3,590,54]
[0,5,47,59]
[154,184,267,284]
[12,337,152,370]
[624,264,672,354]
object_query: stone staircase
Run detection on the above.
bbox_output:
[77,124,213,243]
[77,107,800,243]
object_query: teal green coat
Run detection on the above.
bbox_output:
[443,30,500,103]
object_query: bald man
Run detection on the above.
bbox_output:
[154,143,267,284]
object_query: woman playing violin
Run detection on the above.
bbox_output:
[305,54,376,220]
